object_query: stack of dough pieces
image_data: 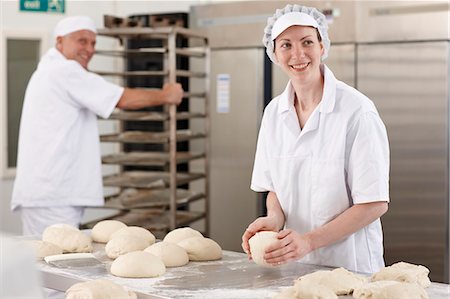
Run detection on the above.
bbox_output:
[164,227,222,261]
[144,241,189,267]
[370,261,431,287]
[352,261,431,299]
[65,279,136,299]
[273,268,367,299]
[163,227,203,244]
[105,226,156,259]
[42,224,92,253]
[91,220,127,243]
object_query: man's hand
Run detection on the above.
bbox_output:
[162,83,184,105]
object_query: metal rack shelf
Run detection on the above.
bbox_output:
[102,151,205,166]
[94,69,206,78]
[100,130,206,143]
[103,188,205,209]
[90,25,210,236]
[103,171,205,189]
[96,47,206,58]
[108,111,206,121]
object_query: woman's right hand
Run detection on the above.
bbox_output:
[241,216,280,257]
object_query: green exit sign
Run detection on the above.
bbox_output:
[20,0,65,13]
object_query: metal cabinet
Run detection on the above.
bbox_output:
[357,41,449,282]
[82,27,211,239]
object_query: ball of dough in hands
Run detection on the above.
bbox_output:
[110,251,166,278]
[163,227,203,244]
[177,236,222,261]
[65,279,137,299]
[91,220,127,243]
[105,235,150,259]
[370,261,431,288]
[110,226,155,245]
[42,224,92,253]
[248,231,278,267]
[24,240,63,260]
[144,241,189,267]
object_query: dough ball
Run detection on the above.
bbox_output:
[248,231,278,266]
[371,261,431,288]
[354,281,428,299]
[110,251,166,278]
[110,226,155,245]
[177,236,222,261]
[144,241,189,267]
[163,227,203,244]
[296,267,367,295]
[91,220,127,243]
[65,279,136,299]
[105,235,150,259]
[24,240,63,260]
[42,224,92,253]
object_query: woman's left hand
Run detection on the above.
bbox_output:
[263,229,314,266]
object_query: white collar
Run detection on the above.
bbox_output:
[277,64,337,115]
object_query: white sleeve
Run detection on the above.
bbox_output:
[346,111,390,204]
[59,62,124,119]
[250,116,274,192]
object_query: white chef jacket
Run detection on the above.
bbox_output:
[11,47,123,210]
[251,64,390,273]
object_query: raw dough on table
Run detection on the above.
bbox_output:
[248,231,279,267]
[273,281,338,299]
[105,235,150,259]
[65,279,137,299]
[25,240,63,260]
[353,281,428,299]
[144,241,189,267]
[371,261,431,288]
[110,251,166,278]
[296,267,367,295]
[42,224,92,253]
[177,236,222,261]
[110,226,155,245]
[91,220,127,243]
[163,227,203,244]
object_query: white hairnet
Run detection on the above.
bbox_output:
[263,4,330,64]
[53,16,97,41]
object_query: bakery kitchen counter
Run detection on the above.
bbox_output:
[36,243,450,299]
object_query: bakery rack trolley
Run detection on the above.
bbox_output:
[84,26,210,239]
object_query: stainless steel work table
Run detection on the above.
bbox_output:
[35,242,450,299]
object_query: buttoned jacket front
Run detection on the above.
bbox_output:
[251,65,390,273]
[12,48,123,210]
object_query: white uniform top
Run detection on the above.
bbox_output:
[251,65,390,273]
[11,47,123,210]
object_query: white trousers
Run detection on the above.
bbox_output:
[20,206,84,236]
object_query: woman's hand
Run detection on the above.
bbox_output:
[263,229,314,266]
[241,215,280,257]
